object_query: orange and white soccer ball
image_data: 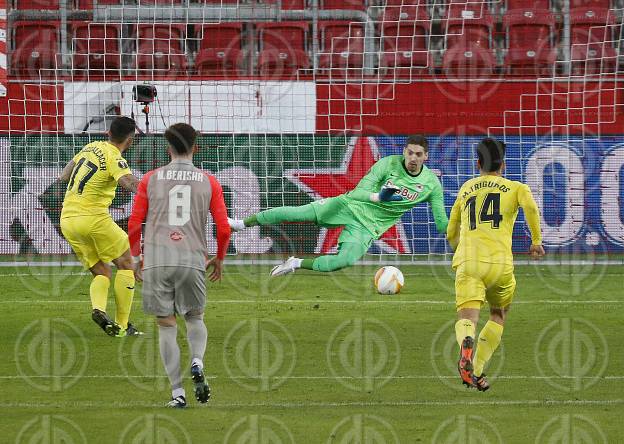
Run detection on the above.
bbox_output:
[374,266,404,295]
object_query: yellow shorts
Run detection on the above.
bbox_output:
[454,261,516,311]
[60,214,129,269]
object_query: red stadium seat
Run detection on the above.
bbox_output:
[11,21,60,78]
[256,22,310,76]
[195,23,245,75]
[570,0,611,8]
[318,21,365,70]
[505,47,556,76]
[503,9,556,75]
[507,0,550,11]
[75,0,121,8]
[442,43,496,77]
[14,0,59,9]
[135,24,187,74]
[72,23,122,77]
[570,7,615,45]
[444,0,491,18]
[382,3,430,22]
[444,11,494,49]
[261,0,307,9]
[135,0,183,3]
[321,0,366,10]
[571,44,616,75]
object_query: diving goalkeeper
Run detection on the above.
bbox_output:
[229,135,449,276]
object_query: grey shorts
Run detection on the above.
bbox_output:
[142,266,206,316]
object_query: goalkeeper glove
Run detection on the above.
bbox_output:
[371,186,403,202]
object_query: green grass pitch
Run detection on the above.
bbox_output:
[1,263,622,443]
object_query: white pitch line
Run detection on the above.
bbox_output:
[1,375,623,380]
[0,259,622,268]
[0,400,621,409]
[0,299,619,305]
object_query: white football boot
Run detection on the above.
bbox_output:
[270,256,300,277]
[228,217,246,232]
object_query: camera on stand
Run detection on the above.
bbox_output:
[132,84,157,133]
[132,84,157,104]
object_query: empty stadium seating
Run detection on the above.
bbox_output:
[195,23,245,75]
[381,7,430,77]
[507,0,550,11]
[11,22,60,78]
[13,0,59,9]
[6,0,623,79]
[503,9,557,75]
[72,23,122,77]
[256,22,310,76]
[444,5,494,50]
[442,43,496,77]
[135,24,188,73]
[318,21,365,71]
[321,0,366,10]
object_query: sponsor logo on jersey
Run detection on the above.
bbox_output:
[118,160,129,170]
[170,231,185,241]
[384,180,424,201]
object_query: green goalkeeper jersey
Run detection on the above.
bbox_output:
[341,155,448,238]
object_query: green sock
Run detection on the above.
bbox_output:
[243,215,258,227]
[300,259,315,270]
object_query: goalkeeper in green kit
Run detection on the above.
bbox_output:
[229,135,449,276]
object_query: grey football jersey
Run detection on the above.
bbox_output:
[142,159,212,270]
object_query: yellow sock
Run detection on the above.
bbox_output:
[474,320,504,377]
[114,270,135,329]
[90,275,110,312]
[455,319,476,347]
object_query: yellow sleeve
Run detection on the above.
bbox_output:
[446,195,461,251]
[518,184,542,246]
[108,152,132,182]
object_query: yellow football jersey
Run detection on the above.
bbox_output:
[447,174,542,267]
[61,141,132,218]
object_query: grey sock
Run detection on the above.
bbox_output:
[158,324,182,391]
[184,314,207,366]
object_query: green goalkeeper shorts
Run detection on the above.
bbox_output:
[311,196,375,249]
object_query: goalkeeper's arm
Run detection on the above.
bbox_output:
[347,157,403,202]
[429,181,448,234]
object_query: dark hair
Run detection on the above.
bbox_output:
[477,137,506,172]
[405,135,429,152]
[164,123,198,155]
[109,116,136,143]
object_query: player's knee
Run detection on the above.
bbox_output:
[184,309,204,321]
[90,262,112,279]
[489,306,508,324]
[156,315,176,327]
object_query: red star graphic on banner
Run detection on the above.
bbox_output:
[285,137,410,254]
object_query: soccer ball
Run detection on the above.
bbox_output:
[374,266,404,295]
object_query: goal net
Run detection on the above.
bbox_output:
[1,0,622,265]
